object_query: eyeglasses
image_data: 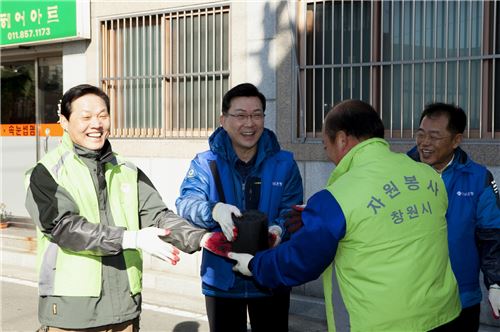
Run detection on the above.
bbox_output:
[415,132,451,143]
[225,112,265,122]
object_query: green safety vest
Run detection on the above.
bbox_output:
[322,138,460,332]
[25,133,142,297]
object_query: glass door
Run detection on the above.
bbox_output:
[0,56,62,217]
[37,57,63,158]
[1,61,36,127]
[1,57,62,158]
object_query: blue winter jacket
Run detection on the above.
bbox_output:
[408,146,500,308]
[176,127,303,297]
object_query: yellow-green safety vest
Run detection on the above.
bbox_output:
[322,138,460,332]
[25,133,142,297]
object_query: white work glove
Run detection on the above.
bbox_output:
[212,203,241,241]
[122,227,180,265]
[228,252,254,277]
[268,225,282,248]
[489,284,500,319]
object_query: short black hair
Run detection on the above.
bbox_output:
[419,102,466,135]
[61,84,110,119]
[324,99,384,141]
[221,83,266,114]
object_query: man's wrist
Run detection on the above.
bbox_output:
[209,201,219,213]
[122,230,137,249]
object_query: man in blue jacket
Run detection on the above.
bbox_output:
[176,83,303,332]
[408,102,500,331]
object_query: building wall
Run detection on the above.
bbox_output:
[2,0,498,326]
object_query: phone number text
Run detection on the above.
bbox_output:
[7,27,51,40]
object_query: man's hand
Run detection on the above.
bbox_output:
[284,205,305,234]
[212,203,241,241]
[122,227,180,265]
[200,232,233,258]
[268,225,282,248]
[228,252,254,276]
[489,284,500,319]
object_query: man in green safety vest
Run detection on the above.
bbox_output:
[229,99,461,331]
[25,84,223,332]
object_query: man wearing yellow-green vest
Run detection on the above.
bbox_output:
[25,84,212,331]
[229,100,462,331]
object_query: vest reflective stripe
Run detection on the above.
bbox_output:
[322,138,460,332]
[29,133,142,296]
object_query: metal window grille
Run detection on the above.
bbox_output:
[100,5,230,138]
[297,0,500,140]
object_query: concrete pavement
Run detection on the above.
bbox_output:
[1,224,499,332]
[0,224,328,332]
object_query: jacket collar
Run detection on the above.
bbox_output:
[445,147,471,173]
[407,145,471,172]
[326,138,389,186]
[208,127,281,167]
[61,132,115,164]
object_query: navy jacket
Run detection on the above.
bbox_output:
[408,146,500,308]
[176,127,303,297]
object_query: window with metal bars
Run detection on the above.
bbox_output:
[99,5,230,138]
[297,0,500,140]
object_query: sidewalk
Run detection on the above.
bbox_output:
[0,224,328,332]
[1,224,499,332]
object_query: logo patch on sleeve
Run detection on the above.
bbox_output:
[187,168,196,178]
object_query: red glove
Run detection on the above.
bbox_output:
[284,205,305,234]
[200,231,235,258]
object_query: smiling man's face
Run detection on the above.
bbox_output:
[60,94,110,150]
[220,96,264,161]
[416,114,461,171]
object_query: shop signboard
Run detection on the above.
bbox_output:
[0,0,89,47]
[0,124,63,137]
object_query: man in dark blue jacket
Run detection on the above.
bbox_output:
[407,102,500,331]
[176,83,303,332]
